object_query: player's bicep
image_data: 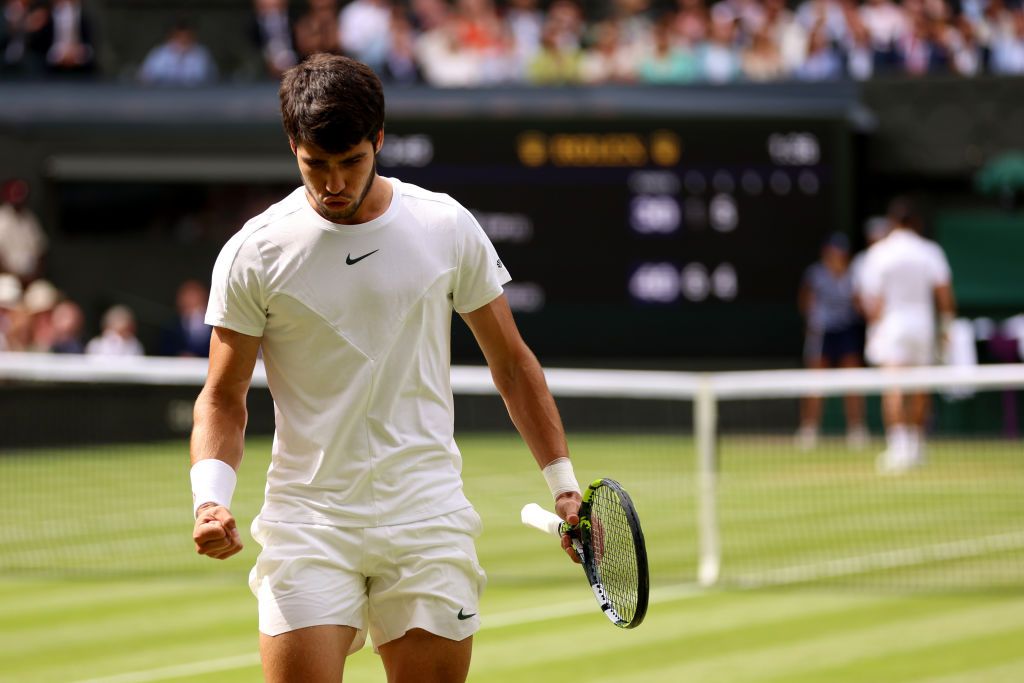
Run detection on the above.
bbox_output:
[460,295,530,380]
[205,326,262,399]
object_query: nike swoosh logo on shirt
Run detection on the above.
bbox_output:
[457,608,476,620]
[346,250,379,265]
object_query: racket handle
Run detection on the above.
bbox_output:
[521,503,564,538]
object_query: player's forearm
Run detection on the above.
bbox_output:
[190,387,247,470]
[490,347,569,469]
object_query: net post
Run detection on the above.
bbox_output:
[695,378,720,587]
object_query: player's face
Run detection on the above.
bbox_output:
[293,134,381,223]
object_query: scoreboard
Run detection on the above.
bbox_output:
[379,118,849,360]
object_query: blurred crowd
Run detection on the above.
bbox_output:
[0,179,212,357]
[1,0,1023,86]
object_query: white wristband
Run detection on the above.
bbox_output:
[190,459,237,517]
[542,457,581,500]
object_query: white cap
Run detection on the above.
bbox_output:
[0,274,22,308]
[23,279,59,314]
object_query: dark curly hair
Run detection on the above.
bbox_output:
[279,54,385,153]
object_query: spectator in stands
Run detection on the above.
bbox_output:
[0,178,47,283]
[637,15,699,83]
[607,0,655,51]
[451,0,517,83]
[48,298,85,353]
[699,6,741,82]
[795,0,849,44]
[859,0,907,71]
[742,24,787,80]
[22,277,58,351]
[545,0,586,52]
[160,279,211,358]
[251,0,297,78]
[86,304,144,356]
[763,0,808,73]
[674,0,708,45]
[950,14,985,76]
[579,19,639,83]
[138,20,218,86]
[861,197,956,473]
[339,0,392,74]
[842,10,875,79]
[0,273,21,351]
[527,16,582,83]
[39,0,95,76]
[1,0,50,76]
[796,232,868,451]
[294,0,342,59]
[504,0,545,72]
[794,22,843,79]
[990,9,1024,73]
[416,17,483,85]
[382,8,421,83]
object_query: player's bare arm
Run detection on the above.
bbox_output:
[461,295,582,562]
[190,326,262,560]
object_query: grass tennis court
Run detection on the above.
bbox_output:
[3,433,1023,682]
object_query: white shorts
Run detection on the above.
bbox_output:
[248,507,486,652]
[866,316,935,367]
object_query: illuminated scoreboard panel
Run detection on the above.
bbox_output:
[379,118,847,358]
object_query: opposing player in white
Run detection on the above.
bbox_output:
[188,55,582,682]
[859,198,955,473]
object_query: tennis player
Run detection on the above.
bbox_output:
[188,54,582,682]
[860,197,955,473]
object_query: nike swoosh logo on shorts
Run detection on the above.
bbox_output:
[457,608,476,620]
[346,249,379,265]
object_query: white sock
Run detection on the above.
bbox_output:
[887,425,909,463]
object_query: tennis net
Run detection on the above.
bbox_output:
[1,352,1022,591]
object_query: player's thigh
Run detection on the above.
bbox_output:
[378,628,472,683]
[260,624,358,683]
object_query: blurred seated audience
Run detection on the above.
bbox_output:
[251,0,297,78]
[40,0,94,76]
[293,0,341,59]
[990,9,1024,74]
[1,0,50,76]
[339,0,392,73]
[159,279,211,358]
[5,1,1024,86]
[579,20,639,84]
[48,299,85,353]
[699,7,741,82]
[22,277,58,352]
[637,16,699,83]
[527,16,582,83]
[0,273,22,351]
[0,179,47,284]
[742,25,787,80]
[86,304,144,356]
[382,8,422,83]
[138,20,217,86]
[505,0,544,72]
[794,22,843,79]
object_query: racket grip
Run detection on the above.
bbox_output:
[521,503,564,538]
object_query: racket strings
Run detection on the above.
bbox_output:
[588,486,640,621]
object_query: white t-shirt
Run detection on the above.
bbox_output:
[207,179,510,527]
[859,228,950,330]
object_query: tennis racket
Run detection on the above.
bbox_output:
[521,478,649,628]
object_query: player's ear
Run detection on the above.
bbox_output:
[288,138,297,156]
[374,129,384,154]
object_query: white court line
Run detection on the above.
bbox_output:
[732,531,1024,587]
[68,584,704,683]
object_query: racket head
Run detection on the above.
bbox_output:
[578,478,650,628]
